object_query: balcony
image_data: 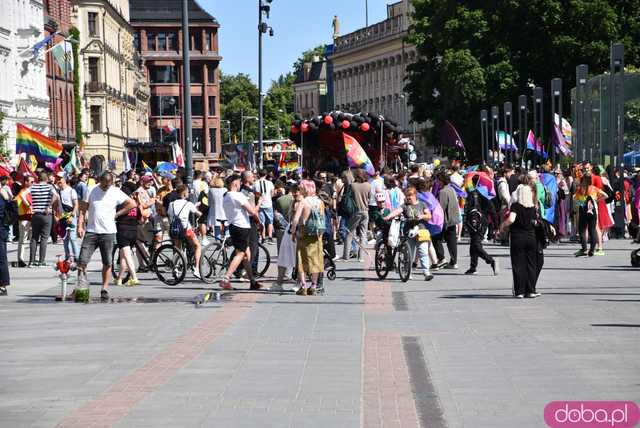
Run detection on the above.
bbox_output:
[85,81,105,93]
[333,15,405,54]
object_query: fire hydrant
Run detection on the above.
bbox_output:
[55,255,71,301]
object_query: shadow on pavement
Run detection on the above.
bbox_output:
[591,323,640,328]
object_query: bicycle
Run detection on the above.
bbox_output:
[199,230,271,284]
[112,239,169,283]
[152,239,212,286]
[374,218,414,282]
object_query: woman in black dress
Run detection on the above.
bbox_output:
[500,184,541,299]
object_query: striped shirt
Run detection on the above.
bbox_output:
[30,183,54,214]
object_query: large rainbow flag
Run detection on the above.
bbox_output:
[16,124,63,162]
[343,132,375,176]
[463,171,496,200]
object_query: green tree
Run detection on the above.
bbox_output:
[0,111,9,158]
[263,73,295,139]
[406,0,640,161]
[219,72,259,144]
[292,45,325,76]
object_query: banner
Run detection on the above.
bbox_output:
[51,41,73,75]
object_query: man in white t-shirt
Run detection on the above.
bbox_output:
[220,174,261,290]
[253,170,275,244]
[77,172,135,300]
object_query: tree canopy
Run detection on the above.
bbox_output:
[406,0,640,161]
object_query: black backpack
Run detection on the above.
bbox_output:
[169,202,188,239]
[465,192,485,234]
[631,248,640,268]
[337,184,357,217]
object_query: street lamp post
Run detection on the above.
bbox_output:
[504,101,512,164]
[241,116,258,146]
[576,65,588,162]
[258,0,275,170]
[550,78,562,165]
[491,106,499,165]
[181,0,193,187]
[518,95,527,166]
[480,110,488,164]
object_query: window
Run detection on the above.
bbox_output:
[157,32,166,50]
[192,128,204,153]
[167,31,177,50]
[209,128,217,152]
[205,31,213,51]
[207,96,216,116]
[189,65,203,84]
[149,65,178,83]
[146,32,156,50]
[90,105,101,132]
[190,96,203,116]
[206,64,215,83]
[150,96,179,116]
[88,57,99,82]
[133,32,139,51]
[88,12,98,36]
[189,30,202,51]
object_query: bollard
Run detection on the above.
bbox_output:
[60,274,67,301]
[55,255,72,302]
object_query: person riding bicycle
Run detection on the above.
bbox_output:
[384,186,434,281]
[167,184,202,279]
[370,192,391,243]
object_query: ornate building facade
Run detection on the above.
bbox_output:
[73,0,149,170]
[293,58,327,119]
[0,0,50,154]
[328,0,425,145]
[130,0,222,166]
[44,0,76,148]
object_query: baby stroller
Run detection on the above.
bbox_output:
[291,236,336,295]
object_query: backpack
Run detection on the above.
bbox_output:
[337,184,357,217]
[632,248,640,268]
[3,200,18,227]
[465,192,485,234]
[169,201,188,239]
[304,199,326,236]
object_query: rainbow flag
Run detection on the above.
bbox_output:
[554,114,572,146]
[552,124,573,157]
[16,124,62,162]
[464,171,496,200]
[141,160,153,173]
[344,133,375,176]
[525,130,548,159]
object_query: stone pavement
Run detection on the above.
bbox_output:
[0,238,638,427]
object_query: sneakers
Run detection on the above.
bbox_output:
[490,260,499,276]
[594,249,605,256]
[296,287,307,296]
[307,287,316,296]
[249,281,264,290]
[526,292,541,298]
[424,274,434,281]
[437,259,448,269]
[430,263,441,271]
[219,278,233,290]
[114,278,123,287]
[574,249,587,257]
[126,278,140,287]
[515,294,524,299]
[192,270,202,280]
[444,263,458,270]
[465,269,477,275]
[270,282,285,292]
[100,289,109,301]
[0,286,7,296]
[201,237,210,247]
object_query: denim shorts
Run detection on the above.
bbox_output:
[78,232,116,267]
[259,207,274,226]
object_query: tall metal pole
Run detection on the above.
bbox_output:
[576,65,588,163]
[504,102,512,164]
[491,106,499,165]
[518,95,526,164]
[551,78,562,165]
[534,86,544,163]
[182,0,193,187]
[480,110,487,164]
[365,0,369,27]
[258,1,264,170]
[611,43,625,169]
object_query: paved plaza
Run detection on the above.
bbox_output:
[0,238,638,428]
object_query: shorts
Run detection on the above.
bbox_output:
[229,225,251,252]
[79,232,115,267]
[185,227,196,239]
[259,207,274,226]
[198,206,209,224]
[116,228,137,249]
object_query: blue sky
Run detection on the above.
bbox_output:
[200,0,389,87]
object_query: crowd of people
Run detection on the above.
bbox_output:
[0,157,637,300]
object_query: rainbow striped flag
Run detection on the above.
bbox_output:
[141,160,153,173]
[344,132,375,176]
[16,124,62,162]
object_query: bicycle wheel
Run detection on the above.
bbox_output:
[153,244,186,286]
[397,241,413,283]
[374,241,391,279]
[255,243,271,278]
[199,242,226,284]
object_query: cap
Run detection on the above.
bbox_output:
[375,192,386,202]
[141,175,153,183]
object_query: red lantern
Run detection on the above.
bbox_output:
[290,125,299,134]
[360,122,370,132]
[323,115,333,125]
[301,122,310,133]
[341,120,350,129]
